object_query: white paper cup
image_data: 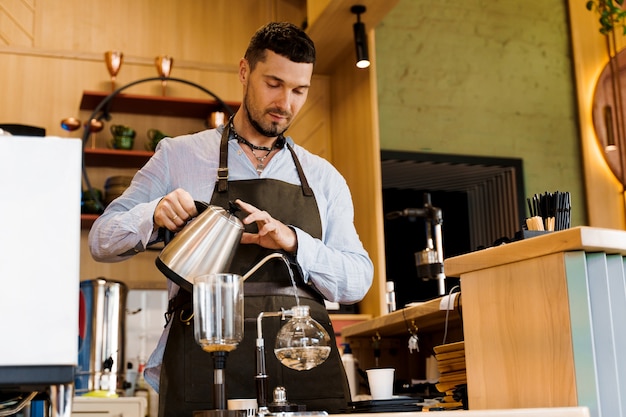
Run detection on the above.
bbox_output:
[366,368,395,400]
[227,398,258,417]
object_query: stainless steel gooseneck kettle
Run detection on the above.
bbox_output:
[155,201,288,292]
[155,201,245,292]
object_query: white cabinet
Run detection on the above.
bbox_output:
[72,397,147,417]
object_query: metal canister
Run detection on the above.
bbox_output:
[75,278,128,396]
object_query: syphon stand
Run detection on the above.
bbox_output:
[193,350,247,417]
[255,308,329,417]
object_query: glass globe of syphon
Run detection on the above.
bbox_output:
[274,305,331,371]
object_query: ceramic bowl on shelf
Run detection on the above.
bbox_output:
[146,128,169,151]
[109,124,136,150]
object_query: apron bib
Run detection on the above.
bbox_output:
[159,126,350,417]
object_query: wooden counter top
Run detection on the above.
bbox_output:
[444,226,626,277]
[341,295,460,339]
[332,407,589,416]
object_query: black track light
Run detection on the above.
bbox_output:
[351,5,370,69]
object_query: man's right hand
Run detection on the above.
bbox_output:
[153,188,198,231]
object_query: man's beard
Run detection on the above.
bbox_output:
[249,114,283,137]
[244,95,290,138]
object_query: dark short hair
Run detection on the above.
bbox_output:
[244,22,316,70]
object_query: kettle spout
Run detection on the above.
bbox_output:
[242,252,289,281]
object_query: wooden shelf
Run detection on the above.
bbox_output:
[81,213,99,229]
[80,90,239,118]
[83,147,153,168]
[329,313,373,321]
[341,296,462,339]
[80,88,242,231]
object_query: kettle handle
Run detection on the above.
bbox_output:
[227,200,241,215]
[162,200,210,245]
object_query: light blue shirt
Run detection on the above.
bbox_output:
[88,126,373,390]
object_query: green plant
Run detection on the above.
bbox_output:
[586,0,626,34]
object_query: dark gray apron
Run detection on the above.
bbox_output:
[158,126,350,417]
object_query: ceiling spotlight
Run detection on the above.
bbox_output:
[351,5,370,69]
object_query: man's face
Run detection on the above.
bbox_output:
[241,50,313,137]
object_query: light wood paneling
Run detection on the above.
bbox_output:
[0,0,36,47]
[461,252,577,409]
[287,75,332,160]
[33,0,268,64]
[329,31,387,317]
[567,1,626,229]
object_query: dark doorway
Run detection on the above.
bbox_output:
[383,189,467,305]
[381,151,525,305]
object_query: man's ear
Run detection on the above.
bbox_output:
[239,58,249,84]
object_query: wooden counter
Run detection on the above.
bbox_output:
[331,407,590,417]
[341,296,461,340]
[445,226,626,276]
[443,226,626,417]
[341,295,463,391]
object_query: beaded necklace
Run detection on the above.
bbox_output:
[230,120,285,173]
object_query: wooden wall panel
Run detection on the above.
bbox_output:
[1,0,290,138]
[33,0,268,63]
[288,75,332,160]
[566,1,626,229]
[329,32,387,317]
[461,253,577,409]
[0,0,36,46]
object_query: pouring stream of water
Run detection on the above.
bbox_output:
[242,252,300,306]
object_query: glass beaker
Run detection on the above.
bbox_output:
[194,273,244,411]
[193,273,244,352]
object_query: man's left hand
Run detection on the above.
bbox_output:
[235,199,298,253]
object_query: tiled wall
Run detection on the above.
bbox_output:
[125,289,168,368]
[125,289,167,417]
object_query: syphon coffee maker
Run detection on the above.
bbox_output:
[385,193,446,296]
[156,202,330,417]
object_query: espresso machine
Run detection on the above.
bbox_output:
[0,136,82,417]
[385,193,446,296]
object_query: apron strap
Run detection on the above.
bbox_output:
[286,143,314,197]
[217,123,230,192]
